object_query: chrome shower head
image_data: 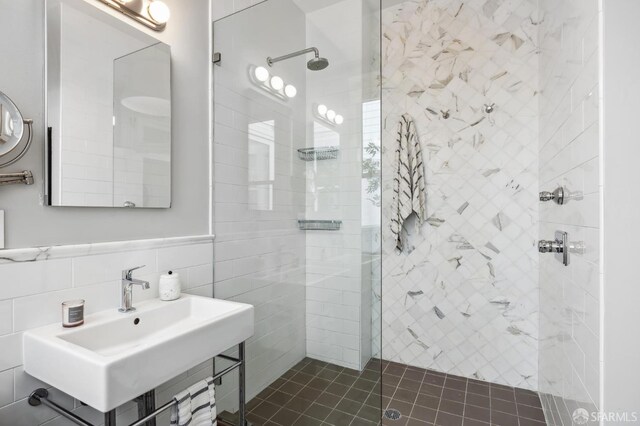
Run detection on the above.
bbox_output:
[267,47,329,71]
[307,57,329,71]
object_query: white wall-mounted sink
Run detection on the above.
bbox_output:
[23,295,254,412]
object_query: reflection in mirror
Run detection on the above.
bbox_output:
[313,121,340,148]
[46,0,171,208]
[309,121,340,212]
[248,121,275,211]
[113,44,171,208]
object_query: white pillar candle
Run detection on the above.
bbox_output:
[62,299,85,327]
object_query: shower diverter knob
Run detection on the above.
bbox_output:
[538,239,563,253]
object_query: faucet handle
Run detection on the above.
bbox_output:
[123,265,146,279]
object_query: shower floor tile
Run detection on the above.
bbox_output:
[219,359,547,426]
[380,360,547,426]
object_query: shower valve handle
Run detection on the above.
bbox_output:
[539,231,569,266]
[539,187,565,205]
[538,239,563,253]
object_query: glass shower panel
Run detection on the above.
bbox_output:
[212,0,381,424]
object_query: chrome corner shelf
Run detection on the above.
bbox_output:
[297,146,339,161]
[298,220,342,231]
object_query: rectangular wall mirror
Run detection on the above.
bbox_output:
[46,0,171,208]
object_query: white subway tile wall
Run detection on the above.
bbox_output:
[212,0,381,410]
[212,0,308,414]
[303,0,381,373]
[538,0,600,423]
[0,238,214,425]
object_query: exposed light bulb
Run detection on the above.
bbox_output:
[334,114,344,125]
[254,66,270,82]
[326,110,336,121]
[284,84,297,98]
[317,104,328,116]
[270,76,284,91]
[148,1,170,24]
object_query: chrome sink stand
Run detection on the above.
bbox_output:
[29,342,248,426]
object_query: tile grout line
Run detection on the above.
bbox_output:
[513,387,521,426]
[461,378,468,425]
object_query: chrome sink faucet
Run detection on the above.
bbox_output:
[119,265,150,313]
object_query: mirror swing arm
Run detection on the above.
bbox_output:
[0,90,35,186]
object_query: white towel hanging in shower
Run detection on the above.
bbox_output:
[391,114,426,253]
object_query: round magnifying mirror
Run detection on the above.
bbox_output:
[0,91,25,158]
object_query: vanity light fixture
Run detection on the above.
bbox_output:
[314,103,343,126]
[147,0,170,24]
[96,0,170,31]
[270,76,284,91]
[254,66,270,82]
[284,84,297,98]
[249,65,296,101]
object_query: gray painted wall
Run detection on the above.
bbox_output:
[603,0,640,420]
[0,0,211,249]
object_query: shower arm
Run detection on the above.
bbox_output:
[267,47,319,66]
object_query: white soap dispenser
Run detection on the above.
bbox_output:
[159,270,181,301]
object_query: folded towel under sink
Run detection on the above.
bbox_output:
[170,377,217,426]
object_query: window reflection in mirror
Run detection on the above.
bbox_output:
[248,120,275,211]
[309,121,340,212]
[362,100,381,226]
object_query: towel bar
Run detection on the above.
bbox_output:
[29,342,248,426]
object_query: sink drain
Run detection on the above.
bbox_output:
[384,409,402,420]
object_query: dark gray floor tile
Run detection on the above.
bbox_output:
[465,382,489,397]
[441,388,465,403]
[336,398,365,416]
[491,398,517,414]
[271,407,302,425]
[325,409,355,425]
[517,403,546,422]
[491,387,516,402]
[316,391,342,408]
[434,410,463,426]
[490,410,519,425]
[410,405,437,423]
[463,404,490,423]
[414,393,440,410]
[305,402,333,421]
[438,399,464,416]
[464,392,488,408]
[294,415,325,426]
[252,401,282,420]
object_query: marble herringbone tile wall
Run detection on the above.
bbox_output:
[381,0,540,390]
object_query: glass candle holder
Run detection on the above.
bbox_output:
[62,299,85,327]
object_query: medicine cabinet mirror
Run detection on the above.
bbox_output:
[45,0,171,208]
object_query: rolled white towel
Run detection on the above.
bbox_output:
[169,377,217,426]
